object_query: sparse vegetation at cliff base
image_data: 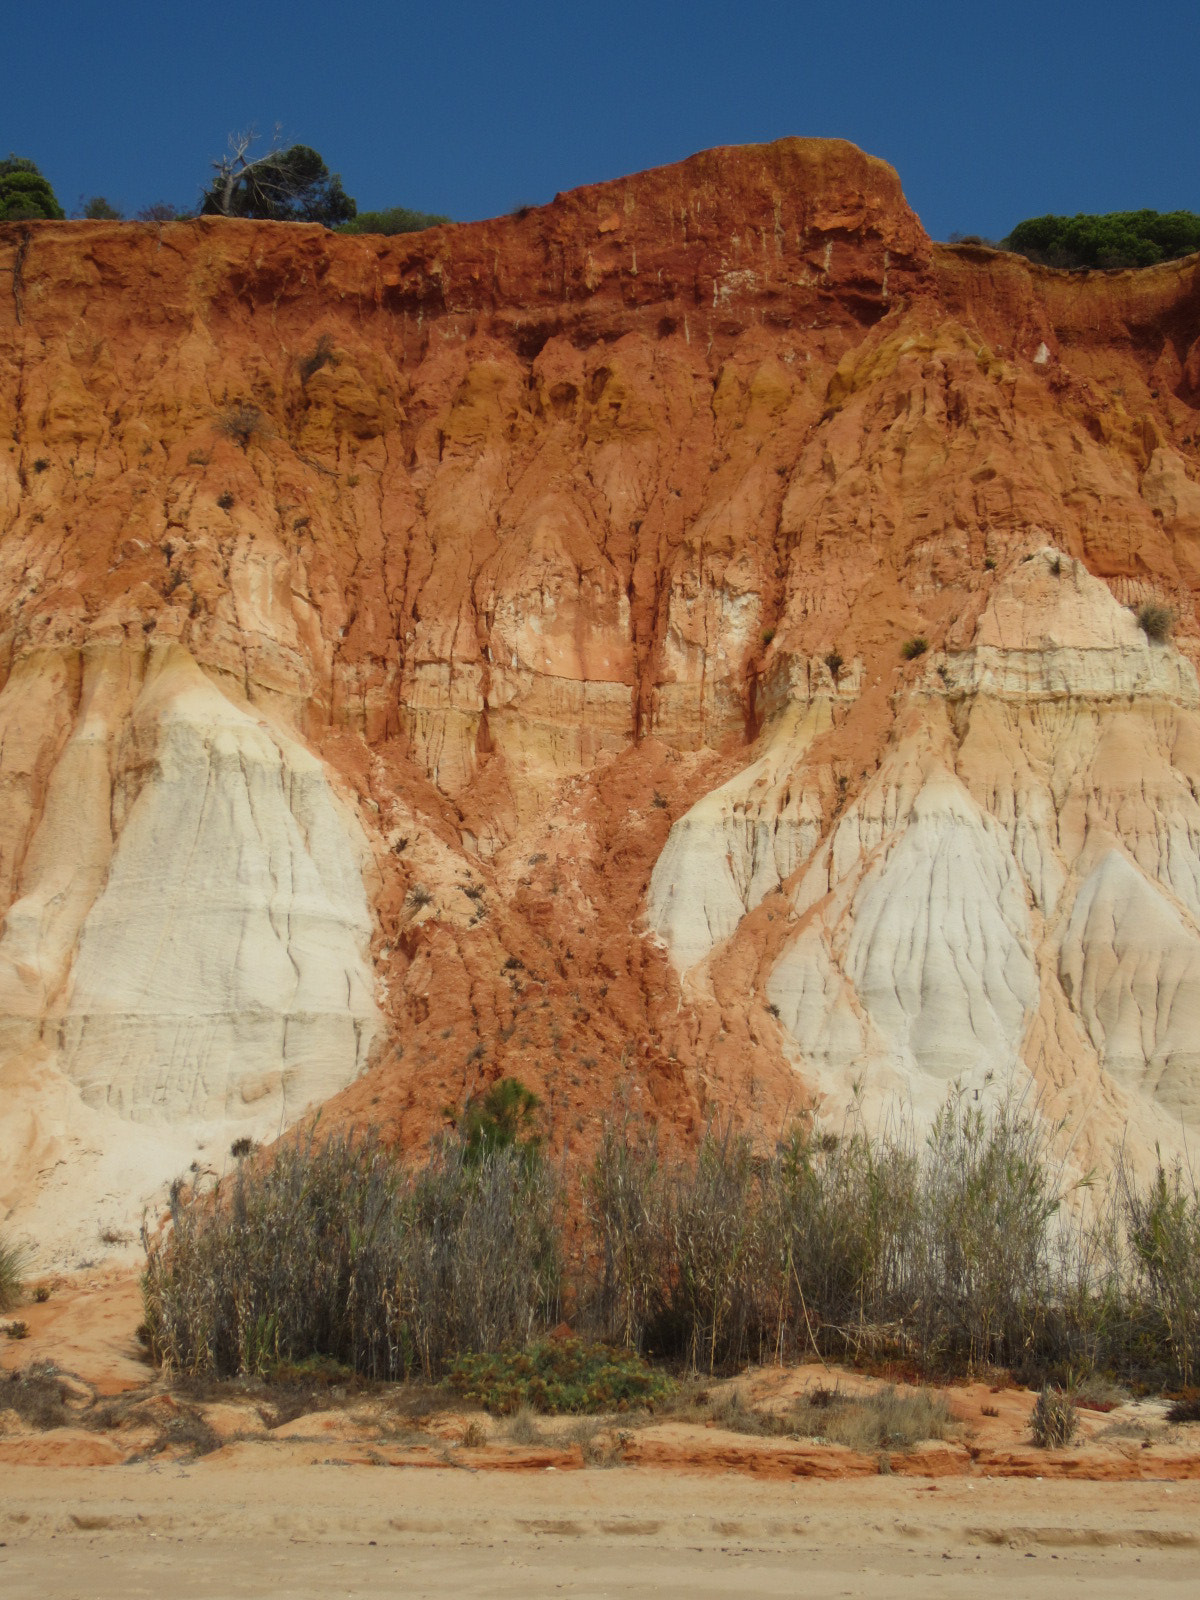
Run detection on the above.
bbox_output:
[142,1088,1200,1402]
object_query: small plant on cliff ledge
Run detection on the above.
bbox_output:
[1137,600,1174,642]
[299,334,336,384]
[901,636,928,660]
[217,404,266,449]
[824,649,844,680]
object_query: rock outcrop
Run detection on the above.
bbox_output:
[2,137,1199,1258]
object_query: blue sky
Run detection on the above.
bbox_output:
[7,0,1198,238]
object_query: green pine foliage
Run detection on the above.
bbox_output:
[1004,210,1200,270]
[202,144,355,226]
[80,196,123,220]
[458,1077,542,1166]
[0,157,65,221]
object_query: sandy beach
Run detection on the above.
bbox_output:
[3,1462,1199,1598]
[5,1270,1200,1596]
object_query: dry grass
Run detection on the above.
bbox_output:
[1031,1386,1078,1448]
[216,404,268,449]
[686,1380,955,1452]
[564,1416,626,1466]
[504,1404,548,1445]
[2,1364,74,1429]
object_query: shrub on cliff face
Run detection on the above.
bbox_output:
[1136,600,1173,642]
[457,1077,543,1167]
[1005,210,1200,271]
[217,404,267,449]
[0,157,64,221]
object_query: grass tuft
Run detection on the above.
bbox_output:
[1031,1385,1078,1448]
[0,1235,28,1311]
[693,1381,954,1452]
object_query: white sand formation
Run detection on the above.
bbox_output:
[650,549,1200,1165]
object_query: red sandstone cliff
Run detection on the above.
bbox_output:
[2,138,1199,1260]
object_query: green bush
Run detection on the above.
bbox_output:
[0,157,64,221]
[1004,210,1200,271]
[447,1337,674,1414]
[80,196,123,220]
[338,206,451,236]
[458,1077,542,1167]
[703,1382,955,1451]
[901,636,928,660]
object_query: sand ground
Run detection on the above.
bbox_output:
[3,1465,1199,1598]
[4,1271,1200,1596]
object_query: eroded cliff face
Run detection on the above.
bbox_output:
[2,138,1200,1259]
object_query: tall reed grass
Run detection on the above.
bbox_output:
[142,1134,559,1379]
[142,1089,1200,1389]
